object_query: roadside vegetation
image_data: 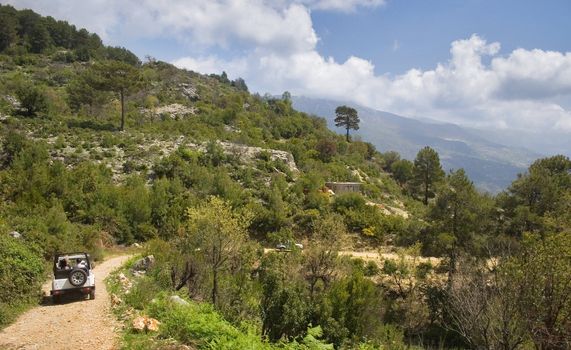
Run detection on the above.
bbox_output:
[1,5,570,349]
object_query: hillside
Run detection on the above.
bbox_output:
[292,96,541,193]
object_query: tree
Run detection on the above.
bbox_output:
[16,83,48,117]
[413,146,444,205]
[334,105,360,142]
[511,232,571,349]
[445,257,528,350]
[391,159,414,186]
[303,214,345,299]
[281,91,292,102]
[0,6,19,52]
[89,61,140,130]
[381,243,432,336]
[320,272,384,346]
[382,151,401,171]
[501,155,571,236]
[260,253,310,341]
[231,77,248,92]
[185,197,251,307]
[66,71,108,114]
[315,138,337,162]
[103,46,140,65]
[27,22,51,53]
[428,169,481,281]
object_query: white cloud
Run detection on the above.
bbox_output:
[299,0,386,12]
[177,33,571,134]
[172,56,248,76]
[5,0,318,53]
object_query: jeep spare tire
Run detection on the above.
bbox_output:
[69,269,87,286]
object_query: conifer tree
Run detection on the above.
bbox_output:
[334,105,360,142]
[413,146,444,205]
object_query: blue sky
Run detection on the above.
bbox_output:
[6,0,571,137]
[312,0,571,75]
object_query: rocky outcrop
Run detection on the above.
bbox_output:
[366,201,410,219]
[132,316,160,332]
[131,255,155,273]
[143,103,198,120]
[179,82,199,100]
[35,134,299,182]
[219,141,299,173]
[3,95,19,109]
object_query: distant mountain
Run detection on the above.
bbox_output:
[292,96,542,193]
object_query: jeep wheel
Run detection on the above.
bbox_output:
[89,290,95,300]
[69,269,87,287]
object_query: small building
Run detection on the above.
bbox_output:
[325,182,362,194]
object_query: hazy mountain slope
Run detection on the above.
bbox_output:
[292,96,542,193]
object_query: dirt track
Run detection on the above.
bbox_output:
[264,248,440,265]
[0,255,130,350]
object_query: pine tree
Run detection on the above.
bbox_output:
[334,105,360,142]
[413,146,444,205]
[89,60,139,130]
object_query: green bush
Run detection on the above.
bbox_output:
[142,293,332,350]
[124,276,161,310]
[0,234,45,327]
[332,192,366,212]
[15,83,48,117]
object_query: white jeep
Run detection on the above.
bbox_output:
[51,252,95,303]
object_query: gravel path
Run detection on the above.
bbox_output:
[264,248,440,265]
[0,255,130,350]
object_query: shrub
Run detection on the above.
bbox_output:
[332,193,366,212]
[15,84,48,117]
[0,234,45,327]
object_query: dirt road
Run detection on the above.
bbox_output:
[264,248,440,265]
[0,255,130,350]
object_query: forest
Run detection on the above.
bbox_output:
[0,5,570,349]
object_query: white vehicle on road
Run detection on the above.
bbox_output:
[51,252,95,303]
[276,242,304,251]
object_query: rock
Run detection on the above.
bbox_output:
[169,295,189,306]
[351,169,366,182]
[223,125,241,133]
[146,318,161,332]
[132,315,161,332]
[132,316,146,331]
[118,272,133,292]
[387,206,410,219]
[3,95,20,108]
[9,231,21,239]
[132,270,146,278]
[111,294,123,306]
[148,103,197,120]
[131,243,141,248]
[179,83,199,100]
[219,141,299,173]
[366,201,392,216]
[131,255,155,272]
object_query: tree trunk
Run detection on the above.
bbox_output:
[120,88,125,131]
[212,267,218,307]
[346,127,350,142]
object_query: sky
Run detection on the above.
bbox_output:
[6,0,571,138]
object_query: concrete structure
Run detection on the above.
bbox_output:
[325,182,362,194]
